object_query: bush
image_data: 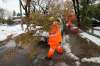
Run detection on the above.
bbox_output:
[0,18,6,24]
[6,19,15,25]
[0,18,15,25]
[31,12,51,31]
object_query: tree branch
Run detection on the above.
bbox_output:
[20,0,26,9]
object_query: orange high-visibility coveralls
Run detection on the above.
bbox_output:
[67,15,76,29]
[48,22,63,58]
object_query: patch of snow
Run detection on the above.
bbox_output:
[82,57,100,63]
[0,32,8,41]
[5,40,16,48]
[75,61,80,66]
[94,27,100,30]
[95,1,100,4]
[36,26,42,29]
[89,28,100,36]
[0,24,27,41]
[34,30,48,37]
[63,43,80,66]
[34,30,41,36]
[63,35,79,61]
[62,34,69,45]
[41,31,48,37]
[94,30,100,36]
[94,27,100,36]
[80,32,100,46]
[63,43,71,53]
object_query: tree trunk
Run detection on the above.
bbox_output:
[72,0,80,28]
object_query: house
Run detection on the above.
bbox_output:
[12,16,22,24]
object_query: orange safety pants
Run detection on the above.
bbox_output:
[48,43,63,58]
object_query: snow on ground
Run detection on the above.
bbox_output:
[0,24,27,41]
[63,35,79,61]
[89,29,100,36]
[63,35,80,66]
[94,30,100,36]
[80,32,100,46]
[82,57,100,63]
[89,27,100,36]
[80,29,100,63]
[94,27,100,30]
[5,40,16,48]
[33,30,48,37]
[93,27,100,36]
[0,24,46,49]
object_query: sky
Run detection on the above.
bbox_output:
[0,0,19,13]
[0,0,65,14]
[0,0,99,15]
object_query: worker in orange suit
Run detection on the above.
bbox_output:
[47,20,63,59]
[67,15,76,29]
[66,9,76,29]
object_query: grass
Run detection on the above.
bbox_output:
[15,31,40,48]
[15,31,40,60]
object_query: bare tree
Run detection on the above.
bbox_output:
[31,0,54,14]
[0,8,5,19]
[19,0,32,31]
[12,10,16,16]
[20,0,31,17]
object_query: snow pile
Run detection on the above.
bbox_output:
[63,35,80,66]
[5,40,16,48]
[80,32,100,46]
[82,57,100,63]
[94,30,100,36]
[34,30,48,37]
[0,24,27,41]
[89,27,100,36]
[94,27,100,36]
[0,24,47,41]
[63,35,79,61]
[41,31,48,37]
[94,27,100,30]
[63,43,79,61]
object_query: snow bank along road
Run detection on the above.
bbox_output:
[0,24,26,41]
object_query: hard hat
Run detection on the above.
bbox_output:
[48,17,55,22]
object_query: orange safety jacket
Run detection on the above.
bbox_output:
[70,15,76,22]
[67,15,76,28]
[48,31,58,45]
[48,23,62,45]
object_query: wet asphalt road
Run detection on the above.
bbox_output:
[0,34,100,66]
